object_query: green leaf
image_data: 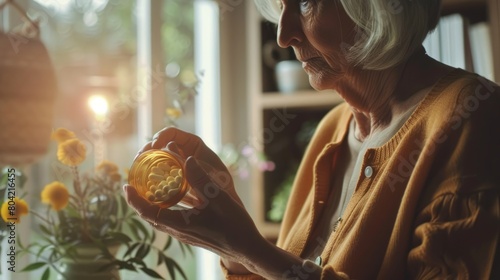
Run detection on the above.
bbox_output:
[135,244,150,260]
[164,256,176,280]
[120,195,129,217]
[108,232,132,244]
[140,267,164,279]
[150,229,156,243]
[171,257,188,280]
[164,255,188,280]
[130,218,150,240]
[117,260,137,271]
[41,267,50,280]
[127,257,146,267]
[178,240,193,256]
[157,250,164,266]
[21,262,46,272]
[39,224,53,236]
[36,244,53,259]
[124,243,140,258]
[17,235,24,250]
[162,235,173,251]
[92,242,114,260]
[129,223,140,240]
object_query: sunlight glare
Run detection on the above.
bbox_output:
[88,94,109,119]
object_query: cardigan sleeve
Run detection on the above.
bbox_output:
[220,257,352,280]
[407,189,500,279]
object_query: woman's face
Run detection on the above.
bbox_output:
[277,0,357,90]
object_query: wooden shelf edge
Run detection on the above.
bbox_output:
[441,0,487,21]
[442,0,487,10]
[260,90,344,109]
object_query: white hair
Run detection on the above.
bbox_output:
[253,0,441,70]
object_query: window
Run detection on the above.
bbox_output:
[0,0,224,278]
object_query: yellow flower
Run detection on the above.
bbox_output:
[52,128,77,143]
[57,139,86,166]
[1,197,29,223]
[41,181,70,211]
[96,160,119,174]
[166,107,183,119]
[109,172,122,183]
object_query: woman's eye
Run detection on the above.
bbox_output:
[298,0,314,10]
[278,0,313,10]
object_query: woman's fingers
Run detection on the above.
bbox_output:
[150,128,230,175]
[123,185,157,223]
[166,141,182,157]
[185,156,242,207]
[136,127,200,160]
[151,127,199,151]
[135,142,153,160]
[185,156,213,194]
[123,184,184,226]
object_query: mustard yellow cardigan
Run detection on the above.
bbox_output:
[224,69,500,279]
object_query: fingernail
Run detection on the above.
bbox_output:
[185,156,200,171]
[133,153,141,161]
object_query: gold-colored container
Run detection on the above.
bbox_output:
[128,150,201,210]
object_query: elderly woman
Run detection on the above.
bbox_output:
[125,0,500,279]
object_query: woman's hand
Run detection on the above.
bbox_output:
[125,128,320,279]
[125,127,256,270]
[136,127,242,205]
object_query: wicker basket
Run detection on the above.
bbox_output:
[0,31,57,167]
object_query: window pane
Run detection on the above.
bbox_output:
[5,0,197,279]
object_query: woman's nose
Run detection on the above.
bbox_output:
[276,4,303,48]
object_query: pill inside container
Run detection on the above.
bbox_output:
[128,149,202,210]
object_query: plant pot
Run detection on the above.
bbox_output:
[57,244,121,280]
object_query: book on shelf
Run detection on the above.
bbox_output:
[423,13,494,81]
[469,22,495,81]
[424,13,469,70]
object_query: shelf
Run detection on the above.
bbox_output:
[442,0,487,10]
[260,90,344,109]
[441,0,487,22]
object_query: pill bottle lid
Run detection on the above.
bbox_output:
[128,149,188,209]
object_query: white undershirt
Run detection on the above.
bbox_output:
[303,102,420,259]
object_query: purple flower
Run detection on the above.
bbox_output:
[238,168,250,179]
[241,145,254,157]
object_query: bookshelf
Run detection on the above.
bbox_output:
[440,0,499,82]
[244,0,499,239]
[442,0,487,20]
[487,0,500,83]
[244,1,346,239]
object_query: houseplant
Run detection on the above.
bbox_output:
[14,128,189,280]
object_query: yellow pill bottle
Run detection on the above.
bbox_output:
[128,150,202,210]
